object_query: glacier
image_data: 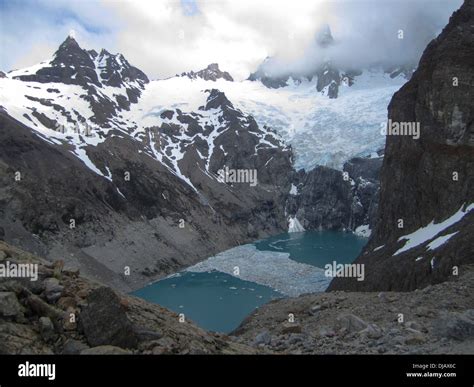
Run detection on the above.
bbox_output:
[2,49,407,176]
[127,70,407,171]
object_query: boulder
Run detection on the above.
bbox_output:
[336,313,368,333]
[433,310,474,341]
[318,326,336,337]
[360,324,383,339]
[404,328,426,345]
[253,330,272,346]
[61,339,89,355]
[0,292,24,319]
[281,322,302,334]
[38,316,55,343]
[57,296,76,310]
[43,278,64,303]
[309,305,322,316]
[0,322,52,354]
[79,287,138,348]
[133,327,163,341]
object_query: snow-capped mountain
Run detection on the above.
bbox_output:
[123,69,405,171]
[9,36,148,125]
[213,71,405,170]
[179,63,234,82]
[1,37,290,195]
[0,36,301,290]
[230,26,411,169]
[1,35,407,173]
[0,35,397,289]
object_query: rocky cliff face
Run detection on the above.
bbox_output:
[329,0,474,291]
[286,155,381,233]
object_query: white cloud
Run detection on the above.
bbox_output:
[101,0,328,80]
[1,0,463,80]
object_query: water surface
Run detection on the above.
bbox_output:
[133,231,367,333]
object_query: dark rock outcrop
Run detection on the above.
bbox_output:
[248,68,291,89]
[287,155,382,232]
[315,62,340,99]
[287,166,352,230]
[79,287,138,348]
[329,0,474,291]
[181,63,233,82]
[343,155,383,182]
[344,156,383,230]
[0,291,24,319]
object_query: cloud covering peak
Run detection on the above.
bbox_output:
[0,0,463,81]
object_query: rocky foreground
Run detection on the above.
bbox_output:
[0,241,254,354]
[232,265,474,354]
[1,239,473,355]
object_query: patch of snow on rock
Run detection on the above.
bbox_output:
[354,224,371,238]
[289,183,298,195]
[288,216,305,233]
[394,203,474,256]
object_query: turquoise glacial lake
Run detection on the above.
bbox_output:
[132,231,367,333]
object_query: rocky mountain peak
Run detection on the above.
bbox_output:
[203,89,235,113]
[95,49,149,88]
[6,36,150,128]
[207,63,219,71]
[58,35,81,49]
[53,36,95,69]
[11,35,100,86]
[11,36,149,90]
[181,63,234,82]
[316,24,334,48]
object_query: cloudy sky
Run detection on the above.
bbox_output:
[0,0,463,80]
